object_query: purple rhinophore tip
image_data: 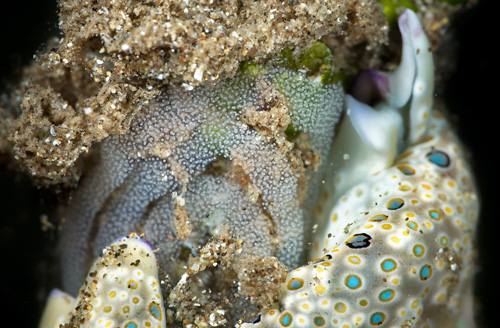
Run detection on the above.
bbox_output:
[398,9,424,40]
[138,237,156,251]
[110,235,130,245]
[48,288,67,299]
[109,234,156,251]
[351,70,390,106]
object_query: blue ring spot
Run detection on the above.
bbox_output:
[248,315,261,324]
[429,210,441,220]
[413,245,424,257]
[387,198,404,210]
[287,278,304,290]
[124,322,137,328]
[334,302,347,313]
[279,312,293,327]
[426,150,450,167]
[397,165,415,175]
[149,302,162,320]
[407,221,417,230]
[345,275,362,289]
[379,289,395,302]
[314,316,325,326]
[369,214,388,222]
[346,233,372,249]
[370,312,386,325]
[381,259,397,272]
[420,265,433,281]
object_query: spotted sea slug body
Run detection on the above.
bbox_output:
[40,234,165,328]
[242,113,478,328]
[240,10,479,328]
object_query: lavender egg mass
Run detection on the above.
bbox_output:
[55,60,344,326]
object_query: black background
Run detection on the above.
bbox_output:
[0,0,496,327]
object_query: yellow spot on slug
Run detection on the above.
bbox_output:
[399,185,411,191]
[314,285,326,294]
[391,236,400,244]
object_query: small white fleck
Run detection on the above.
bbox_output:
[194,67,204,81]
[182,83,194,91]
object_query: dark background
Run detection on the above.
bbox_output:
[0,0,496,327]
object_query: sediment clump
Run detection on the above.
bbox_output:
[1,0,468,186]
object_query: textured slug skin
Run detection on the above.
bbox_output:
[240,111,478,328]
[42,235,167,328]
